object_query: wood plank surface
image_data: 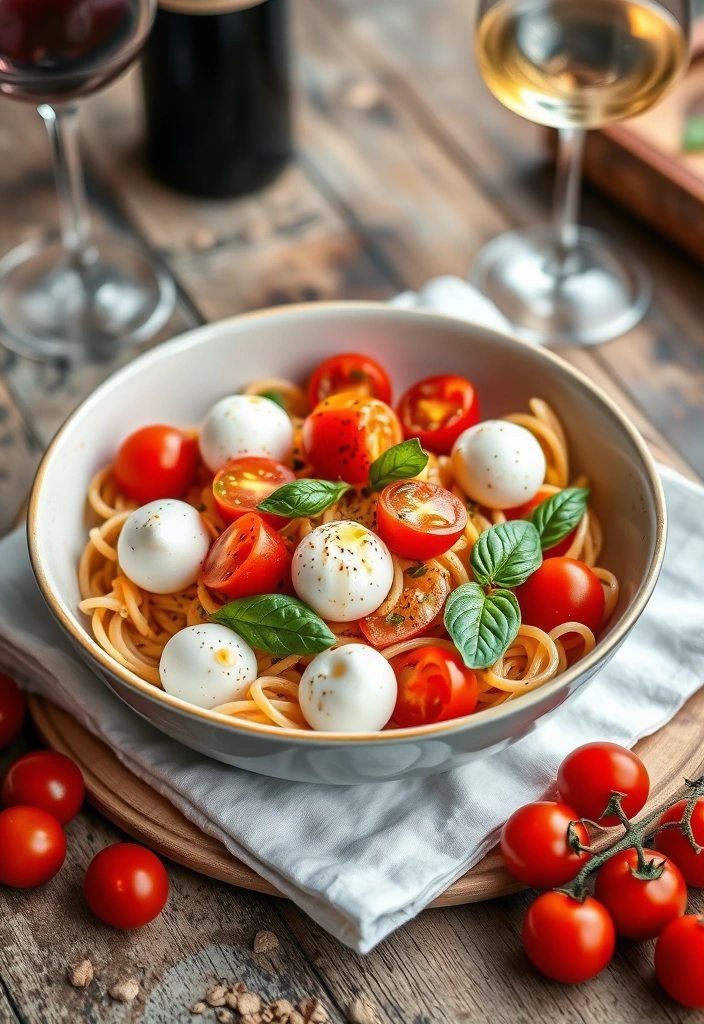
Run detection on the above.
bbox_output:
[0,0,703,1022]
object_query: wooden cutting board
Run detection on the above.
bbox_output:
[28,688,704,905]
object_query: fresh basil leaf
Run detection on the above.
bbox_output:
[529,487,589,551]
[257,479,351,518]
[470,520,542,588]
[210,594,336,656]
[406,563,429,579]
[368,438,429,491]
[444,583,520,670]
[259,389,287,411]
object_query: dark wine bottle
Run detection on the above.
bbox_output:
[141,0,291,198]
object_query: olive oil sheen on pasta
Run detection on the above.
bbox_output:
[475,0,688,130]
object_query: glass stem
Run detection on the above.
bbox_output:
[38,102,95,268]
[552,127,586,261]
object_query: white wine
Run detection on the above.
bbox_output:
[475,0,688,129]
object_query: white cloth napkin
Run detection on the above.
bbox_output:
[1,280,703,953]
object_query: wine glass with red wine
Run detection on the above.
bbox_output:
[0,0,174,359]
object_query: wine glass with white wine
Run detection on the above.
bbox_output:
[471,0,691,346]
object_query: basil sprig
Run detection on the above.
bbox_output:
[368,438,429,491]
[530,487,589,551]
[210,594,336,656]
[444,519,544,668]
[444,584,520,671]
[257,479,350,519]
[470,520,542,588]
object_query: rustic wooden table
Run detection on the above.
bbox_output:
[1,2,703,1022]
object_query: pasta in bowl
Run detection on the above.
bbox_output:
[28,302,665,783]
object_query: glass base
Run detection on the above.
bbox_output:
[0,233,176,361]
[470,225,652,347]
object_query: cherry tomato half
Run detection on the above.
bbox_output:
[308,353,392,407]
[360,559,451,648]
[376,480,468,560]
[2,751,85,824]
[0,672,25,750]
[500,801,590,889]
[594,848,686,941]
[515,557,605,636]
[557,742,650,826]
[114,425,199,505]
[0,805,66,888]
[84,843,169,929]
[655,916,704,1008]
[505,487,576,558]
[656,798,704,887]
[212,457,295,528]
[397,374,480,455]
[390,646,477,727]
[302,394,402,485]
[202,512,291,600]
[522,891,615,984]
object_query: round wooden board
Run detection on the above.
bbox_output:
[28,689,704,907]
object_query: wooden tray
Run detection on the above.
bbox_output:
[28,689,704,905]
[582,21,704,264]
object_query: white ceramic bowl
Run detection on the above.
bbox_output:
[28,303,666,784]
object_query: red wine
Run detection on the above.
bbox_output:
[0,0,151,101]
[141,0,291,198]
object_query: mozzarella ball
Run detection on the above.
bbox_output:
[451,420,546,509]
[159,624,257,709]
[117,499,211,594]
[299,644,397,732]
[292,521,394,622]
[199,394,293,473]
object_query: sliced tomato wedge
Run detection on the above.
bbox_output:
[397,374,480,455]
[390,645,478,726]
[308,353,392,407]
[376,480,467,559]
[212,457,295,528]
[505,487,577,557]
[202,512,291,600]
[302,394,402,485]
[360,559,451,648]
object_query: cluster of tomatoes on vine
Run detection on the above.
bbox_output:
[500,739,704,1008]
[0,672,169,929]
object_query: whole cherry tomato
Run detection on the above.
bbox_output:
[505,487,576,558]
[656,798,704,887]
[397,374,480,455]
[500,801,590,888]
[390,646,477,727]
[84,843,169,929]
[0,673,25,750]
[523,891,615,984]
[202,513,291,601]
[557,742,650,826]
[376,480,468,560]
[515,557,605,636]
[0,805,66,887]
[2,750,85,824]
[212,457,295,528]
[308,353,392,407]
[360,559,451,649]
[655,915,704,1008]
[594,848,686,941]
[302,394,402,485]
[114,425,199,505]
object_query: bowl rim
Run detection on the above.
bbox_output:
[28,300,667,745]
